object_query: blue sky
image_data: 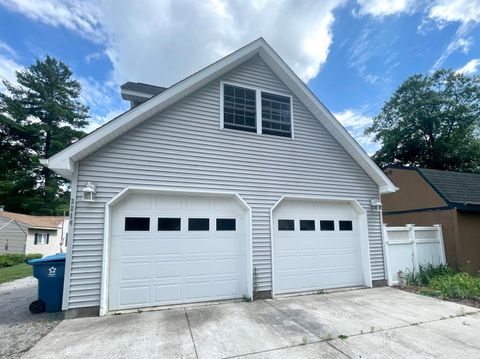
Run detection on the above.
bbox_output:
[0,0,479,154]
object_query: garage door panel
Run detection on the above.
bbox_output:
[119,286,150,306]
[154,284,182,302]
[109,193,248,311]
[274,200,364,294]
[120,262,150,280]
[154,261,183,278]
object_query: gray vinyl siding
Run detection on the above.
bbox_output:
[0,218,27,254]
[67,55,384,309]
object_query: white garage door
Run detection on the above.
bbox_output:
[108,193,248,311]
[273,199,364,294]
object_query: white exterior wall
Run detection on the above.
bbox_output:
[65,55,384,309]
[25,220,68,256]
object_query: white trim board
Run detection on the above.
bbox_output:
[42,38,396,194]
[99,186,253,316]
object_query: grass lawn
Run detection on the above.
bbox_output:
[0,263,32,284]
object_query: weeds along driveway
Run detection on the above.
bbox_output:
[0,277,62,359]
[24,287,480,359]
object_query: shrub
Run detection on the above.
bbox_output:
[429,273,480,300]
[0,253,43,268]
[404,263,455,286]
[26,253,43,261]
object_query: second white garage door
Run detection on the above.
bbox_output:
[108,192,248,311]
[273,199,364,294]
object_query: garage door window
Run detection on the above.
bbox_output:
[300,220,315,231]
[320,220,335,231]
[125,217,150,231]
[216,218,236,231]
[188,218,210,231]
[278,219,295,231]
[339,220,353,231]
[157,218,181,231]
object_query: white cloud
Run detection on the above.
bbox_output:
[0,0,105,42]
[0,42,23,92]
[428,0,480,25]
[1,0,346,87]
[456,58,480,74]
[355,0,415,17]
[333,109,378,154]
[431,36,472,71]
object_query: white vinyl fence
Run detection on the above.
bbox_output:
[383,224,446,286]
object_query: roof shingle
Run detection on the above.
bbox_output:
[0,211,65,228]
[418,168,480,206]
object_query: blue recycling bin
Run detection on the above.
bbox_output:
[28,253,66,313]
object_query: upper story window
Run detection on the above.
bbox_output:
[223,84,257,133]
[261,92,291,137]
[221,82,293,138]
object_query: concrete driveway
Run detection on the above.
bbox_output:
[23,287,480,359]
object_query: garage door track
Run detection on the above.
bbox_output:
[23,287,480,358]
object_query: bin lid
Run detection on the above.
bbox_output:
[28,253,66,265]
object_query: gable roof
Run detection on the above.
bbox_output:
[0,211,65,229]
[418,168,480,208]
[42,38,396,194]
[385,166,480,210]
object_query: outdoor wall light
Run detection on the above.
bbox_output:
[81,182,96,201]
[371,199,382,212]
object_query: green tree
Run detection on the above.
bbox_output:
[366,69,480,172]
[0,56,89,215]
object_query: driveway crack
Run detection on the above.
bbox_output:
[184,308,199,359]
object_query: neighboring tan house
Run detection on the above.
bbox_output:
[0,208,68,257]
[42,38,396,316]
[382,166,480,275]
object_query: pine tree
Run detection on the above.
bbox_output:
[0,56,89,214]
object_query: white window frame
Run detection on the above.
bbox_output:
[35,233,48,245]
[220,81,294,139]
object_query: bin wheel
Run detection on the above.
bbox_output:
[29,300,46,314]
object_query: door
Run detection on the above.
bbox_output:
[273,199,364,294]
[108,192,248,311]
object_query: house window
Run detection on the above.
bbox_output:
[188,218,210,231]
[223,84,257,133]
[300,220,315,231]
[339,220,353,231]
[125,217,150,231]
[320,220,335,231]
[157,218,181,231]
[261,92,292,137]
[34,233,49,245]
[278,219,295,231]
[216,218,236,231]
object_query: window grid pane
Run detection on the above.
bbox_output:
[224,84,257,132]
[320,220,335,231]
[157,218,181,231]
[216,218,236,231]
[125,217,150,231]
[261,92,291,137]
[278,219,295,231]
[188,218,210,231]
[339,220,353,231]
[300,220,315,231]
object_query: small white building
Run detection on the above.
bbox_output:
[0,208,68,257]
